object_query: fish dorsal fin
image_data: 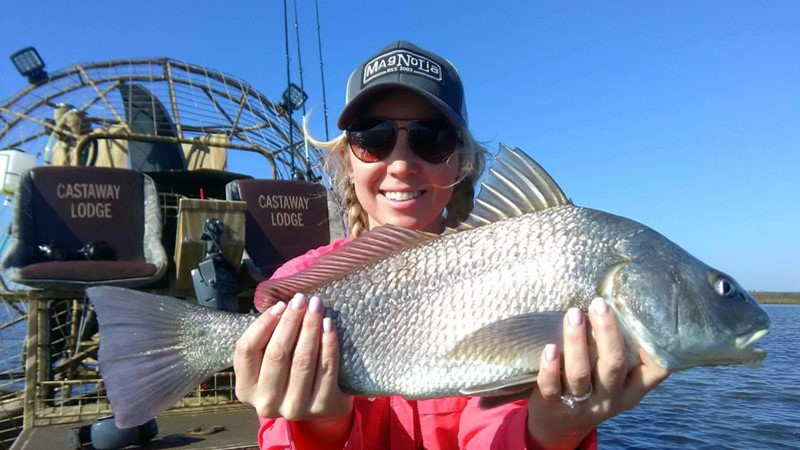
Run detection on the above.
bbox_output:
[457,144,571,231]
[254,225,439,311]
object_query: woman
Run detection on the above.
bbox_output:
[234,41,669,450]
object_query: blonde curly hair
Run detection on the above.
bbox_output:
[306,125,487,238]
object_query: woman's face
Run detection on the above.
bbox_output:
[346,90,460,233]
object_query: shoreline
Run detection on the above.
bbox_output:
[751,291,800,305]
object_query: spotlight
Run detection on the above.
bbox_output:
[10,46,48,85]
[279,83,308,113]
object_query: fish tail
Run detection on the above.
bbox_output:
[86,286,223,428]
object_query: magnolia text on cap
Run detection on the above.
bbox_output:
[363,50,442,85]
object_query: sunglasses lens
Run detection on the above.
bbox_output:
[348,121,396,162]
[409,122,459,164]
[348,120,460,164]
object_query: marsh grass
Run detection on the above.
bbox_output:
[751,291,800,305]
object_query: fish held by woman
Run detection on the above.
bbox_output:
[87,145,770,428]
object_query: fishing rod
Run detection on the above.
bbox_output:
[282,0,295,175]
[314,0,330,141]
[292,0,314,179]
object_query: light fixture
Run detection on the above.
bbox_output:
[10,46,48,85]
[279,83,308,113]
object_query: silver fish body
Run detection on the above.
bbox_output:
[317,205,645,398]
[261,204,767,397]
[88,146,769,428]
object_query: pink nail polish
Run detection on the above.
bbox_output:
[567,308,584,327]
[544,344,558,362]
[290,293,307,310]
[323,317,334,333]
[591,297,608,315]
[269,301,286,316]
[309,296,323,314]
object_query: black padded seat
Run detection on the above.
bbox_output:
[226,179,340,279]
[1,166,167,288]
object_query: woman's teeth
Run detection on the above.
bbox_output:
[383,191,421,201]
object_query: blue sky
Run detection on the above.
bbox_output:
[1,1,798,291]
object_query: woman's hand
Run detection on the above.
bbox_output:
[526,297,670,450]
[233,293,353,442]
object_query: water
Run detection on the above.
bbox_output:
[600,305,800,449]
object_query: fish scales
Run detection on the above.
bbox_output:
[301,206,639,398]
[179,307,256,375]
[101,204,723,397]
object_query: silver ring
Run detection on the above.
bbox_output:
[560,384,593,408]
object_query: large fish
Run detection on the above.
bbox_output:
[88,145,769,428]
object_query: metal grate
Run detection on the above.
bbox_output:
[0,58,327,181]
[0,299,27,449]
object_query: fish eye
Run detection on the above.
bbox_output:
[712,277,736,297]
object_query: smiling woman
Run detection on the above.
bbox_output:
[345,91,463,233]
[231,40,673,450]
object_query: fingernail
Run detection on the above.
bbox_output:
[544,344,558,362]
[568,308,584,327]
[269,301,286,316]
[309,296,323,314]
[291,293,307,310]
[322,317,334,333]
[591,297,608,315]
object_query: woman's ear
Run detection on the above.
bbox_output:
[345,161,353,178]
[344,154,354,178]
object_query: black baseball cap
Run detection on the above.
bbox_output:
[337,41,468,130]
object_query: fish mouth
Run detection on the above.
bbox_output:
[734,328,769,364]
[692,329,769,368]
[735,328,768,350]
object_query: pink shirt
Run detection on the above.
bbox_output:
[258,239,598,450]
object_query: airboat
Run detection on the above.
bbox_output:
[0,51,343,449]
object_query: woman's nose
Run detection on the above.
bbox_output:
[385,128,419,175]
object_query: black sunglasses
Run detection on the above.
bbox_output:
[346,119,461,164]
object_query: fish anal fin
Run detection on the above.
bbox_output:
[460,373,536,409]
[478,387,535,409]
[254,225,439,311]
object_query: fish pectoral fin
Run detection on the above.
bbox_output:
[445,311,564,369]
[460,374,536,409]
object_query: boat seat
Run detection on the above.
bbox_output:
[0,166,167,288]
[226,179,344,279]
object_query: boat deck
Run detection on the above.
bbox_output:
[10,407,259,450]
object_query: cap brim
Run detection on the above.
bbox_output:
[337,83,466,130]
